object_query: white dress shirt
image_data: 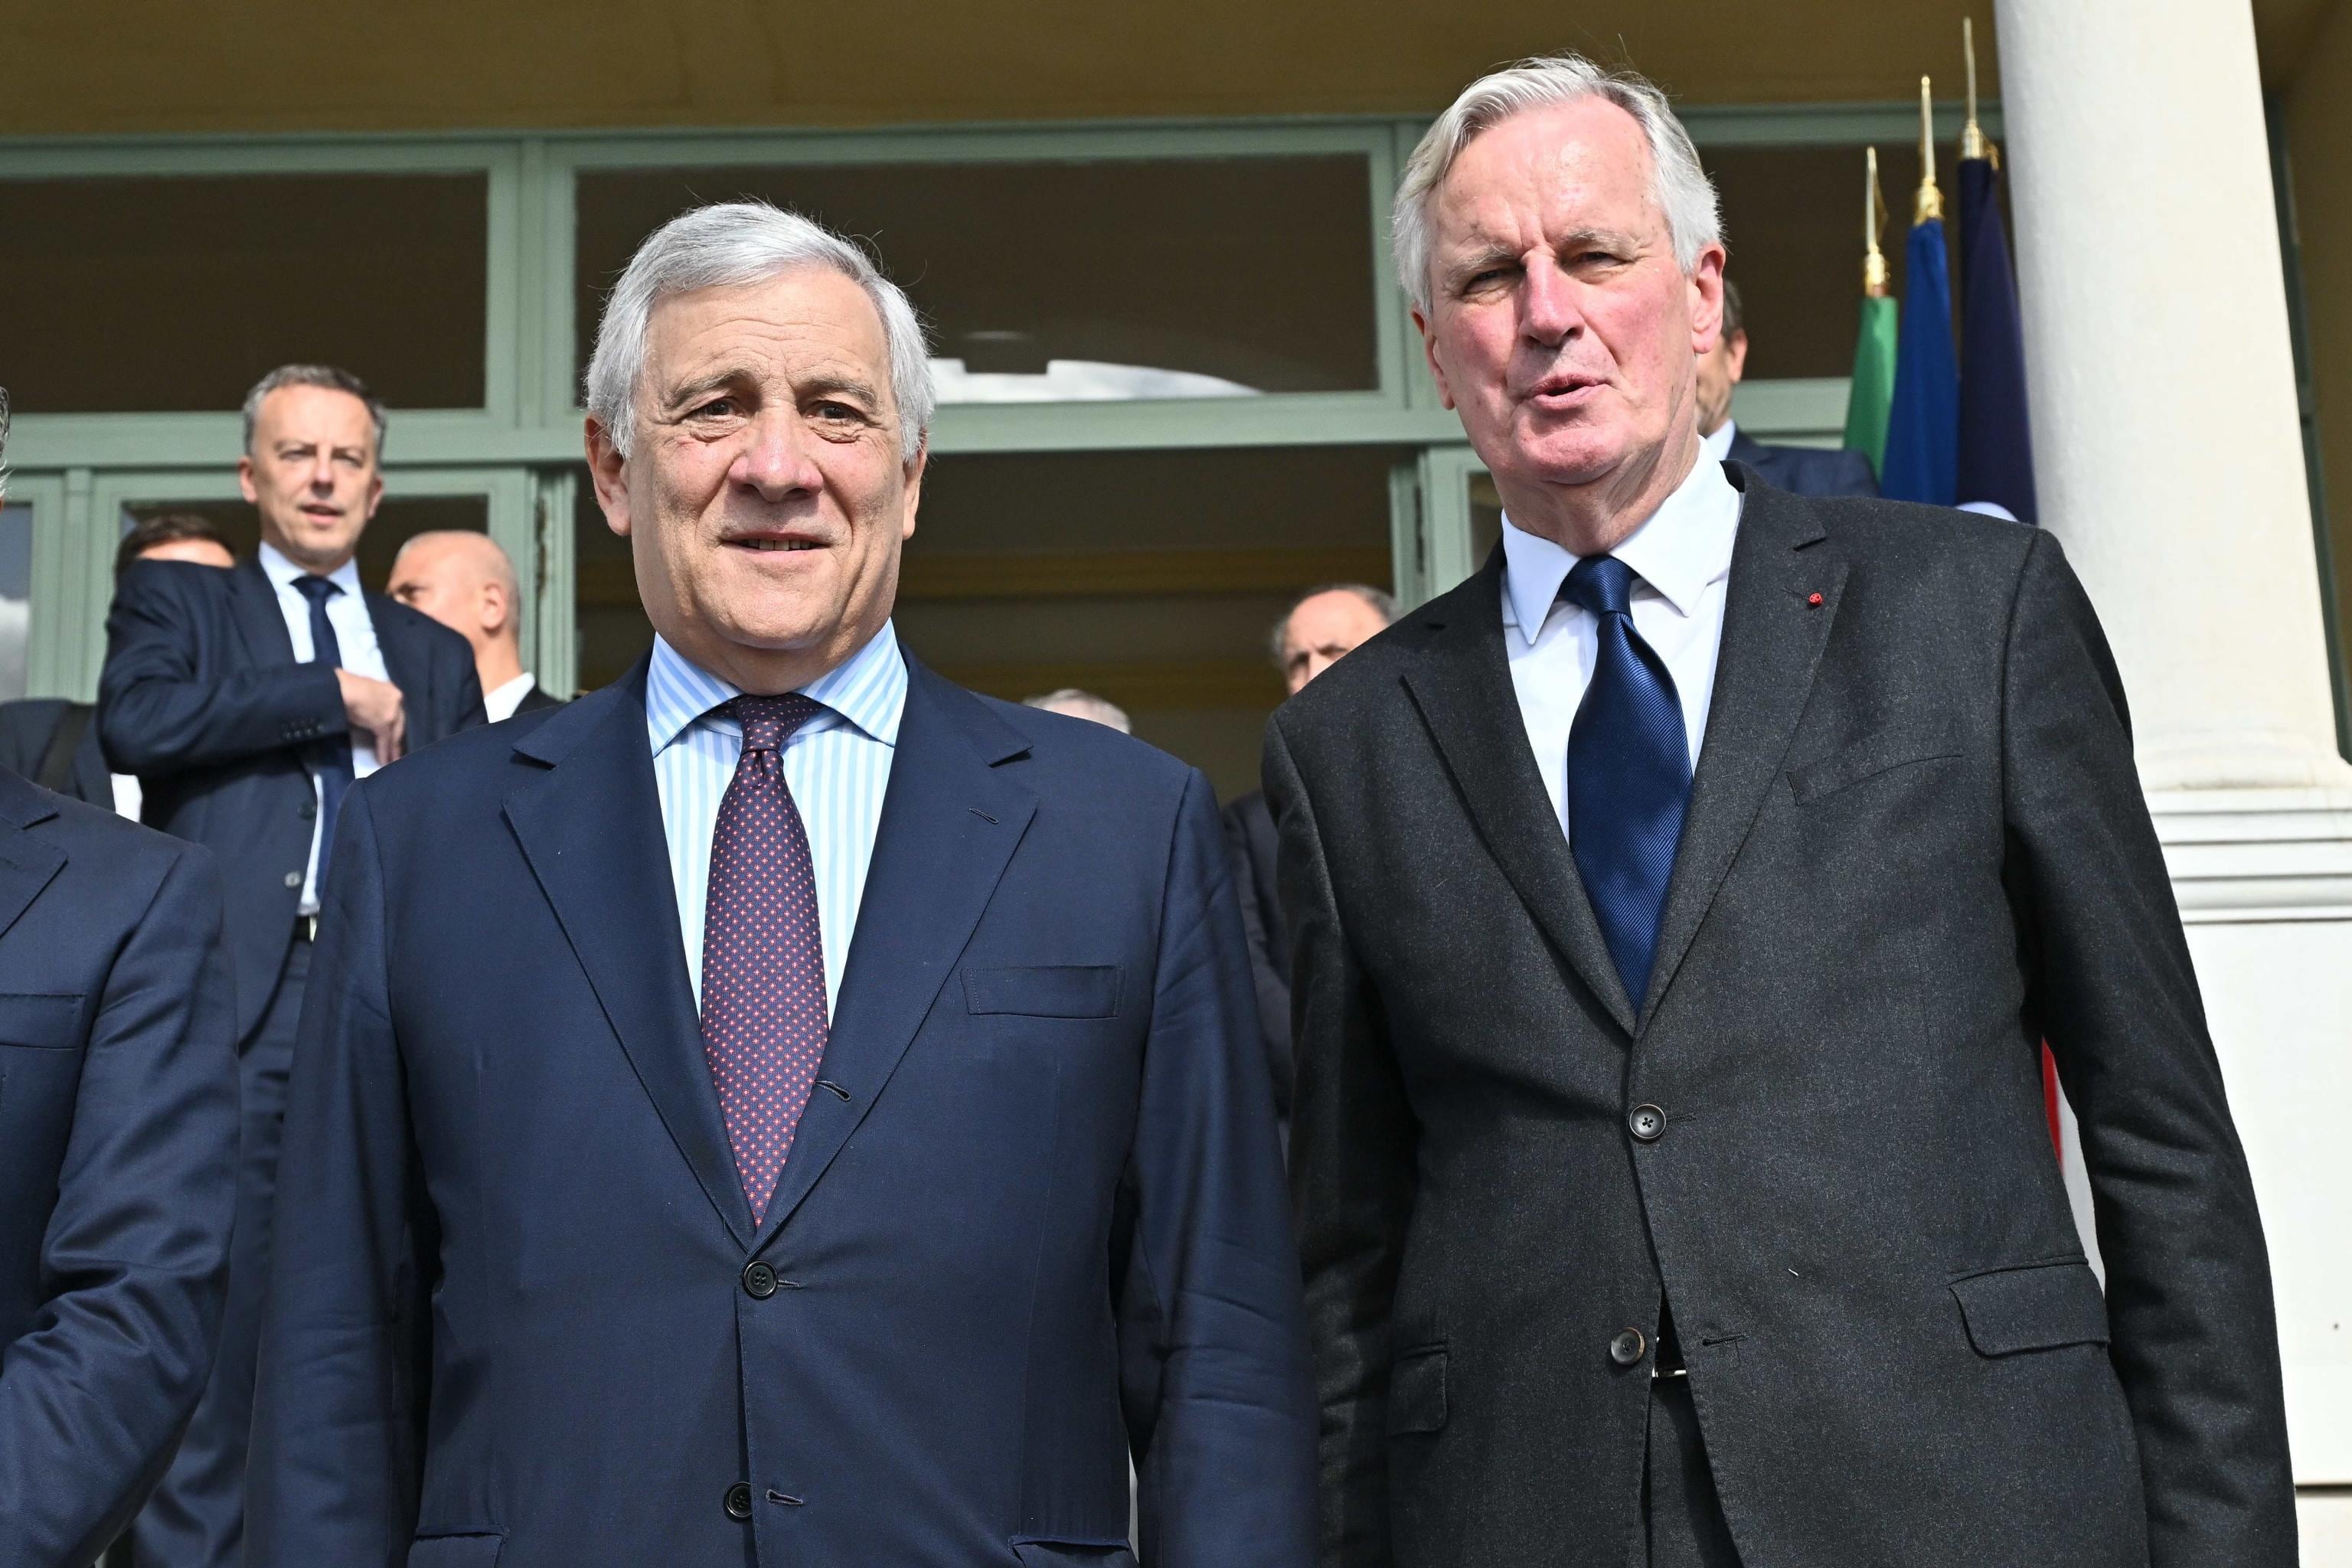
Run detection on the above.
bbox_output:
[646,623,906,1014]
[110,773,143,822]
[484,671,539,723]
[259,541,390,915]
[1700,420,1738,466]
[1500,453,1743,841]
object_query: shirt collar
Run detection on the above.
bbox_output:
[1498,449,1742,646]
[1700,419,1737,466]
[258,538,363,599]
[646,620,907,756]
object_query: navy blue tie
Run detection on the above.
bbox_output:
[291,574,354,890]
[1562,556,1691,1011]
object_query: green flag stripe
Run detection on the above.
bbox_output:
[1844,294,1900,479]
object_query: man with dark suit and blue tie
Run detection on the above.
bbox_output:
[247,202,1312,1568]
[0,394,240,1568]
[96,365,485,1568]
[1695,280,1880,499]
[1272,57,2294,1568]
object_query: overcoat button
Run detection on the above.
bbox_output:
[1628,1104,1666,1142]
[1610,1328,1648,1367]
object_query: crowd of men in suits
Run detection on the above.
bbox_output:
[0,49,2298,1568]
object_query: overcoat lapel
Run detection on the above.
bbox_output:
[227,558,298,669]
[751,658,1036,1250]
[1400,557,1638,1035]
[0,775,66,946]
[1639,473,1846,1021]
[501,665,754,1246]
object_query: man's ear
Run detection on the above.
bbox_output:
[482,577,511,638]
[1413,306,1459,411]
[1689,247,1728,355]
[237,454,260,505]
[585,416,632,538]
[899,440,927,542]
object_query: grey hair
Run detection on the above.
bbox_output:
[243,364,387,458]
[585,200,934,466]
[1023,688,1132,734]
[1393,54,1723,313]
[1269,582,1400,665]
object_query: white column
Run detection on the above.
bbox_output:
[1997,0,2352,1486]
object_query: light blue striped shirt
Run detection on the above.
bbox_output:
[645,624,907,1013]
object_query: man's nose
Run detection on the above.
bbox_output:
[733,412,825,500]
[1521,260,1583,345]
[308,456,338,492]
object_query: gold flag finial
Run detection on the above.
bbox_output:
[1961,18,1999,166]
[1864,146,1890,296]
[1915,75,1944,223]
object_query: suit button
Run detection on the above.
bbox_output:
[1610,1328,1648,1367]
[283,871,303,889]
[1628,1104,1666,1142]
[724,1481,753,1521]
[299,802,317,821]
[743,1262,778,1299]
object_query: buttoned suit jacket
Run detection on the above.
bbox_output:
[0,769,238,1565]
[246,653,1315,1568]
[96,557,485,1039]
[1266,467,2296,1567]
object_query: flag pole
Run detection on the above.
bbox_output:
[1864,146,1890,298]
[1916,76,1943,224]
[1962,18,1998,168]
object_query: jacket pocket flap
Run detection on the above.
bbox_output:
[407,1534,504,1568]
[965,965,1122,1019]
[0,992,83,1050]
[1788,719,1962,804]
[1387,1344,1449,1435]
[1950,1259,2109,1356]
[1010,1538,1137,1567]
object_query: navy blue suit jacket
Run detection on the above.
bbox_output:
[0,769,238,1565]
[248,654,1315,1568]
[1727,430,1881,499]
[97,557,485,1040]
[0,700,111,808]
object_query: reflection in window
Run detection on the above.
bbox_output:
[0,505,29,702]
[0,172,488,414]
[119,495,487,593]
[576,157,1378,403]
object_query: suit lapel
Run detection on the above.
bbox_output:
[368,595,427,717]
[0,774,67,946]
[1400,558,1638,1035]
[1639,478,1847,1021]
[751,658,1036,1249]
[227,557,297,669]
[501,666,754,1246]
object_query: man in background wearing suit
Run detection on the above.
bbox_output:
[388,529,564,720]
[96,364,485,1568]
[1270,56,2295,1567]
[249,201,1312,1567]
[0,515,234,813]
[1223,583,1393,1135]
[1696,279,1878,498]
[0,393,240,1568]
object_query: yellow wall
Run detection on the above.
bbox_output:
[2284,0,2352,725]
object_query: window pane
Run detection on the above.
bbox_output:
[0,505,30,703]
[0,173,487,414]
[574,445,1400,797]
[1703,143,2000,381]
[119,494,486,593]
[575,157,1379,402]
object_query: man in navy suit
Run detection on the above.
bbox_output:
[1695,280,1880,498]
[96,365,485,1568]
[0,402,240,1568]
[248,202,1312,1568]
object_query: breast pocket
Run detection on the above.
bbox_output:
[963,965,1124,1020]
[0,992,85,1050]
[1787,718,1963,805]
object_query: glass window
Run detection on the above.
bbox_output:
[0,172,488,414]
[1703,143,2003,381]
[0,505,30,703]
[575,157,1380,403]
[573,445,1401,797]
[119,494,487,593]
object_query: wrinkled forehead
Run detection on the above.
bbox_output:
[641,266,892,394]
[1432,98,1666,250]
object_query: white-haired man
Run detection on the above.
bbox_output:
[248,201,1313,1568]
[1268,54,2294,1567]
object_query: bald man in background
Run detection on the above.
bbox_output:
[387,531,562,721]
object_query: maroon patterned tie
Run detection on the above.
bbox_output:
[699,694,828,1226]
